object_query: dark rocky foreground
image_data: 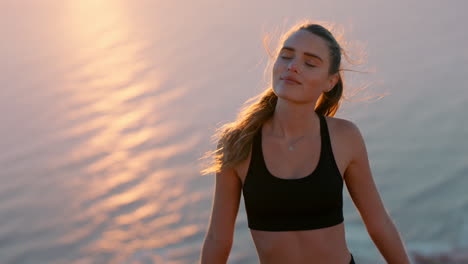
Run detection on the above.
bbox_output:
[410,247,468,264]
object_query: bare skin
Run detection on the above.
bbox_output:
[231,29,354,264]
[234,115,354,264]
[200,28,410,264]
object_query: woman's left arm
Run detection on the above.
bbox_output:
[342,120,411,264]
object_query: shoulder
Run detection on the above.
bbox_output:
[324,116,366,161]
[324,115,362,139]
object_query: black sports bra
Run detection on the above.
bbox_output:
[242,114,344,231]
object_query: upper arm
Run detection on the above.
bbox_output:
[205,161,242,245]
[343,121,390,233]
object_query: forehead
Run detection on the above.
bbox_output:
[282,30,330,59]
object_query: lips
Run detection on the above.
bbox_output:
[280,76,301,84]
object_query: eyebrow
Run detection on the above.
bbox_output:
[280,46,323,62]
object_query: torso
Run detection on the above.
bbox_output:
[234,115,354,264]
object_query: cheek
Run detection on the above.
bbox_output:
[272,59,285,75]
[272,62,279,76]
[312,69,331,81]
[303,75,328,89]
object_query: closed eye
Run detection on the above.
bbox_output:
[280,56,315,67]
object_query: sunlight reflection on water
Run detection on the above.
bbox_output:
[1,0,467,263]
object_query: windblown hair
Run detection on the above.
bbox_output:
[200,20,350,176]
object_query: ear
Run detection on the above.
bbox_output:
[327,73,340,92]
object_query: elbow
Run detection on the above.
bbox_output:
[367,225,385,238]
[205,231,234,249]
[200,236,233,264]
[367,215,394,237]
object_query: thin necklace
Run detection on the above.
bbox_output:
[287,135,307,151]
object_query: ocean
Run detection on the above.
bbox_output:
[1,0,467,263]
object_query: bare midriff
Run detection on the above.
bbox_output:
[250,223,351,264]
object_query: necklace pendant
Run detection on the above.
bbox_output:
[288,146,294,151]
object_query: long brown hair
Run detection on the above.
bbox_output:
[199,21,349,175]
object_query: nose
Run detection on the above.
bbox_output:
[287,60,301,73]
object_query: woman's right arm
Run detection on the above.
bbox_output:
[199,164,242,264]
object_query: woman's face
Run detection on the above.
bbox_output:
[272,30,338,104]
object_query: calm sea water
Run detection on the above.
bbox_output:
[1,0,467,263]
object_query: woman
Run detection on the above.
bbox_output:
[199,21,411,264]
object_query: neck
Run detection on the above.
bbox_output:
[268,99,320,141]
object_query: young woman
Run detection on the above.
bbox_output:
[199,21,411,264]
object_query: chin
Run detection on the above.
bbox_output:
[275,84,300,94]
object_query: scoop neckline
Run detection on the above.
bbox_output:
[259,115,325,182]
